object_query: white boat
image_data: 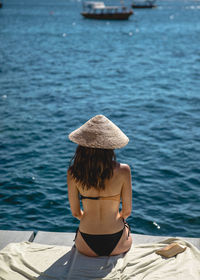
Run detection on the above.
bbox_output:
[81,1,133,20]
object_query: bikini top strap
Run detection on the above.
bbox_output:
[80,195,100,200]
[80,193,120,201]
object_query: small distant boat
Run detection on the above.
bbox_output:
[81,1,133,20]
[132,0,156,9]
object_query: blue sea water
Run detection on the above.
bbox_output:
[0,0,200,238]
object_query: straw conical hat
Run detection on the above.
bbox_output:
[68,115,129,149]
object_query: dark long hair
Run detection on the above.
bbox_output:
[68,145,116,190]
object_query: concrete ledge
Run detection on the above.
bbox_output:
[33,231,200,249]
[1,230,199,250]
[0,230,35,250]
[33,231,75,246]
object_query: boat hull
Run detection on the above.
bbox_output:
[81,11,133,20]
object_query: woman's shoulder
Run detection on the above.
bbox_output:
[114,162,131,174]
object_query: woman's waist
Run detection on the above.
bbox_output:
[79,215,124,234]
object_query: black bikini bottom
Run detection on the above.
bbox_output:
[74,220,130,256]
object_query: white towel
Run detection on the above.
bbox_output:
[0,238,200,280]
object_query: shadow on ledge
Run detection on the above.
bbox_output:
[37,245,123,280]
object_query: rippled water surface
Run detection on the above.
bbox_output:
[0,0,200,237]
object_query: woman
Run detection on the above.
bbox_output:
[67,115,132,257]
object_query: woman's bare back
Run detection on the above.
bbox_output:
[67,162,132,256]
[68,162,131,232]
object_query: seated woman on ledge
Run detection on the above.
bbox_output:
[67,115,132,257]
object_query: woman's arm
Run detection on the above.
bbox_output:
[120,164,132,220]
[67,170,83,220]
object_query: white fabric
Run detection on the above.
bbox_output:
[0,238,200,280]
